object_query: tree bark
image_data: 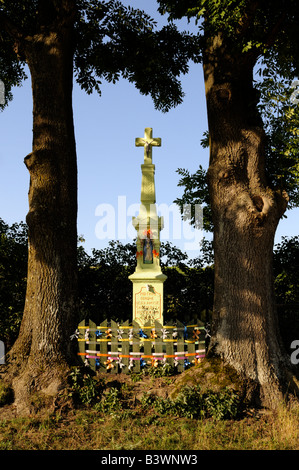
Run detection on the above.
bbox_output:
[203,35,299,408]
[5,13,79,411]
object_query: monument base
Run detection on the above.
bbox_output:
[129,271,167,326]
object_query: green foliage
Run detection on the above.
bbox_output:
[255,59,299,208]
[69,367,124,413]
[144,362,176,378]
[158,1,299,210]
[0,382,13,406]
[68,367,242,420]
[94,387,123,414]
[69,367,104,405]
[0,0,200,113]
[274,236,299,304]
[175,166,212,232]
[0,49,26,110]
[78,240,135,322]
[175,69,299,219]
[0,218,28,348]
[75,0,201,111]
[201,387,241,420]
[273,236,299,350]
[142,385,242,420]
[158,0,299,65]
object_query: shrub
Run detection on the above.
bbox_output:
[94,387,123,414]
[69,368,104,405]
[0,382,13,406]
[142,385,242,420]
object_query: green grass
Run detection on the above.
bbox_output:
[0,367,299,451]
[0,405,299,450]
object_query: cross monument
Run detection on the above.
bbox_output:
[135,127,161,165]
[129,127,167,326]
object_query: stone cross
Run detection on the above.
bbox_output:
[135,127,161,165]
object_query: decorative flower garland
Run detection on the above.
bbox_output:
[76,324,207,343]
[77,349,206,370]
[73,322,208,371]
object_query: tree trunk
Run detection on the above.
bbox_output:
[203,35,299,408]
[6,21,79,411]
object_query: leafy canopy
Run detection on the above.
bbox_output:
[0,0,200,112]
[156,0,299,222]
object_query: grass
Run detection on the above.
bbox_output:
[0,364,299,451]
[0,404,299,450]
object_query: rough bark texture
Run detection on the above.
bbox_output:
[4,8,79,413]
[203,35,299,408]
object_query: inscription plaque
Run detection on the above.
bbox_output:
[135,286,162,324]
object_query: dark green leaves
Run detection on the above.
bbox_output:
[74,1,200,112]
[255,55,299,208]
[175,165,213,232]
[0,1,199,112]
[0,219,28,347]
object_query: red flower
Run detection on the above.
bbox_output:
[143,229,152,238]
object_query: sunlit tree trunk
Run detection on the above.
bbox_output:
[6,12,79,411]
[203,34,298,407]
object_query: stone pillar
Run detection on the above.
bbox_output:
[129,128,167,326]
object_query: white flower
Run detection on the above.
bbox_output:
[116,357,125,368]
[161,328,168,339]
[70,329,79,340]
[117,329,124,340]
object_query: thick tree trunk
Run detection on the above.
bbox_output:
[6,23,79,411]
[203,36,299,408]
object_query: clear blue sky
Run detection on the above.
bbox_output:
[0,0,298,258]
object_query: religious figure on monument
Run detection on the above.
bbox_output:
[143,237,153,264]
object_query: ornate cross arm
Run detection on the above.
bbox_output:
[135,127,161,164]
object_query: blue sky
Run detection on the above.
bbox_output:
[0,0,298,258]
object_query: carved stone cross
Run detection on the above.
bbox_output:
[135,127,161,165]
